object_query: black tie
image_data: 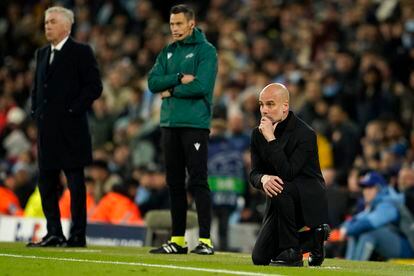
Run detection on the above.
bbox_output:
[49,49,58,64]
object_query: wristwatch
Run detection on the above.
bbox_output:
[177,72,184,83]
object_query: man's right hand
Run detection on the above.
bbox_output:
[181,74,195,84]
[261,174,284,197]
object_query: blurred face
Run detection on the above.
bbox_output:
[362,186,378,204]
[365,122,383,142]
[335,54,353,73]
[14,170,29,185]
[114,146,129,165]
[259,87,289,124]
[170,13,194,42]
[45,11,71,45]
[380,151,396,171]
[386,121,403,140]
[139,173,152,188]
[228,114,244,133]
[398,168,414,191]
[89,167,108,181]
[328,106,344,125]
[305,81,321,102]
[153,173,166,189]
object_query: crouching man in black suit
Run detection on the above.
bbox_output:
[250,83,330,266]
[27,6,102,247]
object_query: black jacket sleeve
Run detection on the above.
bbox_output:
[249,128,265,190]
[69,45,102,114]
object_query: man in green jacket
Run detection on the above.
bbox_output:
[148,4,218,255]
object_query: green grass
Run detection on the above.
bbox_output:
[0,242,413,275]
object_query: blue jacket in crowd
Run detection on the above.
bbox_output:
[343,187,401,236]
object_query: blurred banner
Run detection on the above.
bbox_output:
[0,215,146,247]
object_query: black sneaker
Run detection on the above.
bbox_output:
[149,241,188,254]
[190,242,214,255]
[270,248,304,267]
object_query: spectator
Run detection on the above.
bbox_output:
[90,178,143,225]
[327,105,360,185]
[89,96,116,150]
[2,107,30,161]
[0,175,24,216]
[88,159,121,202]
[398,166,414,215]
[135,163,169,216]
[341,172,414,260]
[60,176,97,220]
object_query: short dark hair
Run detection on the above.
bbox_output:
[170,4,195,20]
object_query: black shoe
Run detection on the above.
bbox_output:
[190,242,214,255]
[270,248,303,267]
[308,224,330,266]
[26,235,67,247]
[67,235,86,247]
[149,241,188,254]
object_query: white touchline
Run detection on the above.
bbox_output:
[0,253,283,276]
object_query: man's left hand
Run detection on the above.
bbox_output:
[161,90,172,98]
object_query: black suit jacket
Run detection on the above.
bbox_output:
[250,111,328,227]
[31,37,102,170]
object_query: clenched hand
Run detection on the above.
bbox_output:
[261,174,284,197]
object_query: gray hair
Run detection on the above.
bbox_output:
[45,6,74,25]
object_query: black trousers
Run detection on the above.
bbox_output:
[252,181,305,265]
[38,167,86,239]
[161,127,212,239]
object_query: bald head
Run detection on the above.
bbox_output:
[259,83,290,123]
[260,83,290,104]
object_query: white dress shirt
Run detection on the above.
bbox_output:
[49,36,69,64]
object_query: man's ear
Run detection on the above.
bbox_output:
[190,20,195,29]
[283,102,289,113]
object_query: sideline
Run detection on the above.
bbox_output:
[0,253,283,276]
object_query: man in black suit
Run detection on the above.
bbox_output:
[27,7,102,247]
[250,83,329,266]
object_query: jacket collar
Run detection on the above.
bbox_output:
[44,37,74,80]
[177,27,206,45]
[275,111,296,134]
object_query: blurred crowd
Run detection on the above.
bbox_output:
[1,0,414,257]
